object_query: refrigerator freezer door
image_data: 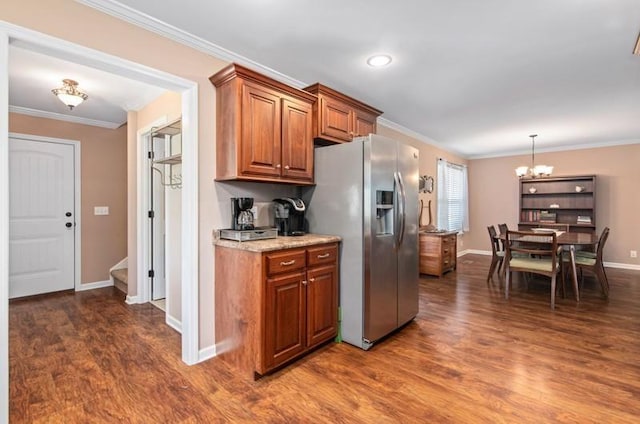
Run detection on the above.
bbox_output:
[396,142,420,326]
[303,141,365,348]
[363,137,399,343]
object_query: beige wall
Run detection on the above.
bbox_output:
[466,143,640,265]
[9,112,128,284]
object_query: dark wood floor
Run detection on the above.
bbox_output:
[9,254,640,423]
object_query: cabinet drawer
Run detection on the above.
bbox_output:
[307,244,338,267]
[265,249,306,276]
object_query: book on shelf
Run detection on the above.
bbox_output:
[539,211,557,223]
[576,215,592,224]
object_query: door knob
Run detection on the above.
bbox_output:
[65,222,73,228]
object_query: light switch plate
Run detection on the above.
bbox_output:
[94,206,109,215]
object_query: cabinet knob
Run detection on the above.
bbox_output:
[276,164,281,168]
[309,278,315,283]
[284,165,290,170]
[302,280,308,285]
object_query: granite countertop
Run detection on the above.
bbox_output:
[213,232,341,252]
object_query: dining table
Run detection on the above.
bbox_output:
[498,230,599,302]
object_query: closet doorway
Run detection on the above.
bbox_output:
[148,118,182,328]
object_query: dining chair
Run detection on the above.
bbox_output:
[498,223,508,250]
[569,227,610,298]
[504,230,564,309]
[487,225,504,282]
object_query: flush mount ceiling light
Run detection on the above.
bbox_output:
[51,79,88,110]
[366,54,392,67]
[515,134,553,178]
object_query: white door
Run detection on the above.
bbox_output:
[9,137,76,298]
[150,134,166,300]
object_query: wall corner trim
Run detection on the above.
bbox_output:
[198,345,217,363]
[125,295,141,304]
[166,315,182,334]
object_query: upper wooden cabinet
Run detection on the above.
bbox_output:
[210,64,316,185]
[304,83,383,144]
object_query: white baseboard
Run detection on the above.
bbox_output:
[125,295,141,304]
[166,314,182,333]
[461,250,640,270]
[604,261,640,271]
[76,279,113,291]
[198,345,217,363]
[460,249,491,256]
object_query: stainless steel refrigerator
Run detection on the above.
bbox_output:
[303,134,419,350]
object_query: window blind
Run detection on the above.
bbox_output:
[437,159,469,232]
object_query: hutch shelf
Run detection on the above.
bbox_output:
[518,175,596,234]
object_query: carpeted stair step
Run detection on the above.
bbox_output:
[111,268,128,294]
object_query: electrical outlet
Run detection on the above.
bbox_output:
[631,250,638,258]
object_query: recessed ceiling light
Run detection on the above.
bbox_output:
[366,54,392,67]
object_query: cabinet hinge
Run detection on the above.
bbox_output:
[148,269,155,278]
[148,151,154,159]
[148,210,154,218]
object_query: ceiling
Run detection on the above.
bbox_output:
[15,0,640,157]
[8,45,166,128]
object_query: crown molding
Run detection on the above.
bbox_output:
[9,105,122,129]
[76,0,307,89]
[468,138,640,160]
[76,2,469,158]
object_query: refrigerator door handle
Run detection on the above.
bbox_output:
[397,171,406,246]
[393,171,400,247]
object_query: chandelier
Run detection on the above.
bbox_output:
[51,79,88,110]
[515,134,553,178]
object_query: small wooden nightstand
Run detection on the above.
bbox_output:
[419,231,458,277]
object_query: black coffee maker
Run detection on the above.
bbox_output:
[231,197,255,230]
[273,198,306,236]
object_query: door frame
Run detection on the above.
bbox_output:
[8,133,82,293]
[0,24,201,421]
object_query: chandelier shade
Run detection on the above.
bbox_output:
[515,134,553,178]
[52,79,88,110]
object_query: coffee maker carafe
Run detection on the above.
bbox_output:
[231,197,255,230]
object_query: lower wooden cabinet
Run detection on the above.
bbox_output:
[215,242,338,378]
[419,231,457,277]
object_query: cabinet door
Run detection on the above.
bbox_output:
[353,108,377,138]
[240,82,282,177]
[319,96,353,142]
[306,264,338,349]
[281,97,313,181]
[264,271,306,370]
